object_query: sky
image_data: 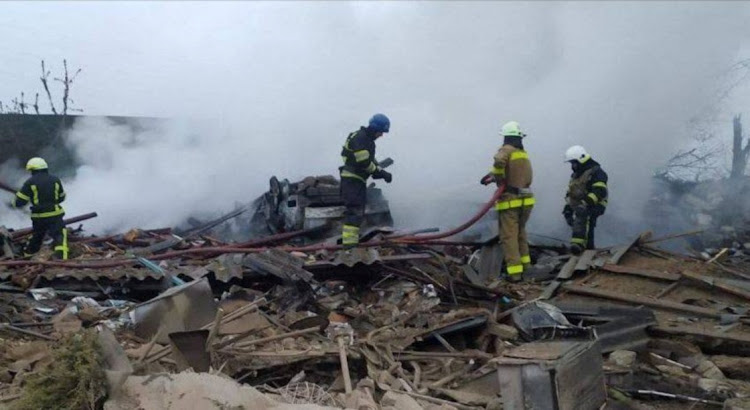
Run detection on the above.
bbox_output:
[1,1,750,243]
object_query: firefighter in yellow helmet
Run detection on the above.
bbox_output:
[563,145,608,255]
[10,157,69,260]
[480,121,534,282]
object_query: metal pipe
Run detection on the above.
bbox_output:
[10,212,98,239]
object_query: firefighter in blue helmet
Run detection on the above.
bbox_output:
[339,114,392,247]
[11,157,69,259]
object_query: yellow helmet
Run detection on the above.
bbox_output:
[26,157,48,171]
[501,121,525,138]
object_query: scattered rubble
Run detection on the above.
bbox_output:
[4,196,750,409]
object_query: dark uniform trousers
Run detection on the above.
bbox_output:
[25,216,68,259]
[572,206,599,250]
[341,177,367,246]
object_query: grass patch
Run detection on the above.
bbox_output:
[11,330,107,410]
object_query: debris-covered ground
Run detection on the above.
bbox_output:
[3,202,750,409]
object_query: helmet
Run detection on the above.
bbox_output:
[564,145,590,163]
[501,121,525,138]
[368,113,390,133]
[26,157,48,171]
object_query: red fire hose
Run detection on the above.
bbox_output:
[0,187,504,268]
[394,186,504,242]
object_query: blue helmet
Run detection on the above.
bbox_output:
[368,113,390,133]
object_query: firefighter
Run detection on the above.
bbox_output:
[339,114,392,247]
[480,121,534,282]
[562,145,608,255]
[11,157,69,260]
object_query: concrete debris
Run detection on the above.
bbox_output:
[712,356,750,380]
[608,350,637,368]
[725,397,750,410]
[380,391,424,410]
[104,372,336,410]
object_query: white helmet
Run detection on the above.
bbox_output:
[500,121,525,138]
[564,145,590,163]
[26,157,48,171]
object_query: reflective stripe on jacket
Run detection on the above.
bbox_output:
[13,171,66,219]
[492,144,534,211]
[566,159,608,211]
[340,127,378,183]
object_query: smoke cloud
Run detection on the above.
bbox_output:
[1,2,749,243]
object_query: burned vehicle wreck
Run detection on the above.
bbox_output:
[248,173,393,240]
[246,158,395,240]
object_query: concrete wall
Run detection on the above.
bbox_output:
[0,114,162,177]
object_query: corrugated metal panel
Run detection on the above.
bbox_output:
[204,253,246,283]
[306,249,433,269]
[0,266,162,282]
[330,248,381,267]
[244,249,314,284]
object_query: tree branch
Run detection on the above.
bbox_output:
[40,59,58,115]
[53,59,82,115]
[33,92,40,115]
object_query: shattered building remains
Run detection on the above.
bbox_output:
[3,115,750,410]
[2,180,750,409]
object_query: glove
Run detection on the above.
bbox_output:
[480,174,494,186]
[381,170,392,183]
[563,205,574,227]
[373,169,392,183]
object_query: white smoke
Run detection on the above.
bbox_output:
[0,2,749,243]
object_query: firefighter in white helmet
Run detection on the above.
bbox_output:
[481,121,534,282]
[563,146,608,255]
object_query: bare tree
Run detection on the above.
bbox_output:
[54,59,82,116]
[37,59,83,116]
[730,114,750,180]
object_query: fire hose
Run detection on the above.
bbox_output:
[393,185,505,242]
[0,187,505,268]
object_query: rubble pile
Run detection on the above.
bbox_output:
[648,177,750,251]
[3,213,750,409]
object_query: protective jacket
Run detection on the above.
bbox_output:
[566,158,608,215]
[340,127,379,183]
[490,138,535,211]
[13,171,66,219]
[487,136,535,277]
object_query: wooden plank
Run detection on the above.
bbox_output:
[681,270,750,302]
[540,281,562,300]
[574,250,597,272]
[562,284,722,319]
[655,280,682,298]
[539,255,582,300]
[706,248,729,264]
[643,230,704,245]
[607,236,641,265]
[649,325,750,344]
[600,264,680,281]
[713,262,750,281]
[558,256,580,280]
